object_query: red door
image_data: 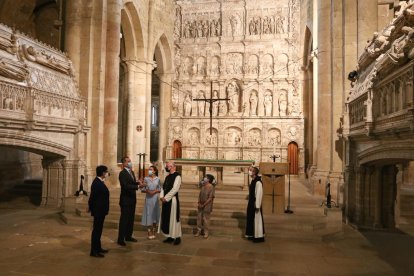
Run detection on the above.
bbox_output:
[172,140,182,159]
[288,142,298,175]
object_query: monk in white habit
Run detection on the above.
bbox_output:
[159,161,182,245]
[245,166,265,242]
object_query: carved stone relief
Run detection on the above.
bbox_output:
[170,1,303,172]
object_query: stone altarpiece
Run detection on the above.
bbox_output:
[167,0,303,172]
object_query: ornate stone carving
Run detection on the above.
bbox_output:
[22,44,73,76]
[247,128,261,146]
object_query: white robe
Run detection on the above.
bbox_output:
[159,175,182,238]
[254,180,264,238]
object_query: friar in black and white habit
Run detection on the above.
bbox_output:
[245,166,265,242]
[159,161,182,245]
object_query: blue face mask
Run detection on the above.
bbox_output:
[127,162,132,168]
[148,170,153,176]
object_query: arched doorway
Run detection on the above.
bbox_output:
[288,142,299,175]
[172,140,182,159]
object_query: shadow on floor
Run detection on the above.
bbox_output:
[360,229,414,275]
[0,179,42,207]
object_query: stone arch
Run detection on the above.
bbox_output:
[276,53,289,75]
[261,54,274,75]
[121,2,146,60]
[358,142,414,166]
[153,33,174,74]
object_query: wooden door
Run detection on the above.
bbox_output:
[172,140,182,159]
[288,142,298,175]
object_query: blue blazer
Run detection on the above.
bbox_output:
[88,177,110,217]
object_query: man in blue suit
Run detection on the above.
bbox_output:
[88,165,110,257]
[117,156,143,246]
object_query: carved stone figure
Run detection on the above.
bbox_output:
[184,93,192,116]
[279,92,288,116]
[211,90,219,116]
[262,16,272,34]
[196,57,206,76]
[22,45,72,75]
[276,16,286,34]
[172,92,179,116]
[210,57,220,75]
[287,126,297,140]
[230,15,238,36]
[0,57,28,82]
[264,91,273,116]
[227,81,240,114]
[249,19,256,35]
[249,91,258,116]
[183,21,191,38]
[197,91,205,116]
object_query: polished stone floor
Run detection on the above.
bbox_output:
[0,195,414,276]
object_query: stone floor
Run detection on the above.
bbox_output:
[0,199,413,275]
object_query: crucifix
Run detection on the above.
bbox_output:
[193,81,229,135]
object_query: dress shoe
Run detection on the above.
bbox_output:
[173,237,181,245]
[117,241,126,246]
[90,252,105,258]
[163,237,174,243]
[253,237,265,243]
[125,237,137,242]
[99,248,109,253]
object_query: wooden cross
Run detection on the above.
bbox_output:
[193,81,229,135]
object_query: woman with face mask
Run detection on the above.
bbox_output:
[194,174,216,238]
[141,165,161,239]
[245,166,265,243]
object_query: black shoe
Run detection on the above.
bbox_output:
[163,237,174,243]
[173,237,181,245]
[247,237,254,240]
[125,237,137,242]
[90,252,105,258]
[253,237,265,243]
[117,241,126,246]
[99,248,109,253]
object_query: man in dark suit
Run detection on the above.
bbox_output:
[88,165,110,257]
[117,156,143,246]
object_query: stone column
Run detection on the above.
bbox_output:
[312,0,332,195]
[64,0,83,81]
[103,0,122,176]
[145,62,153,158]
[158,72,172,161]
[357,0,378,58]
[125,60,148,163]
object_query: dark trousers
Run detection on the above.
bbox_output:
[118,204,136,241]
[91,215,105,254]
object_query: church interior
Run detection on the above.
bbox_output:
[0,0,414,274]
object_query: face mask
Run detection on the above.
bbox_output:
[148,170,153,176]
[203,178,208,183]
[127,162,132,168]
[248,171,253,176]
[165,167,170,173]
